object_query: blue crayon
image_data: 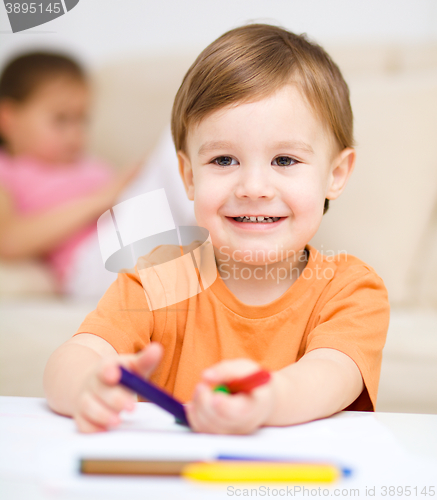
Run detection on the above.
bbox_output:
[119,366,189,427]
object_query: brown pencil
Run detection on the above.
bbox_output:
[80,459,196,476]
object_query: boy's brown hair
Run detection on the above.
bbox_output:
[171,23,354,215]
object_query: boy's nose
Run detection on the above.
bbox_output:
[234,166,276,200]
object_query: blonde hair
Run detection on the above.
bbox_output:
[171,23,354,214]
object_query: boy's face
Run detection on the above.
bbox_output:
[0,76,89,165]
[178,84,355,265]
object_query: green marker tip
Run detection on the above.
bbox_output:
[213,385,230,394]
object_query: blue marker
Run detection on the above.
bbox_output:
[217,455,352,477]
[119,366,189,427]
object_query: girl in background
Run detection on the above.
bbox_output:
[0,52,140,297]
[0,51,196,298]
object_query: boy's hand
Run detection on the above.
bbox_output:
[73,342,163,433]
[185,359,275,435]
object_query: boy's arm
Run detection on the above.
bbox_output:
[265,347,364,426]
[43,333,120,417]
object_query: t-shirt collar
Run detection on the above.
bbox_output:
[209,244,337,319]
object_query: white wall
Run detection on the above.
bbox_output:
[1,0,437,69]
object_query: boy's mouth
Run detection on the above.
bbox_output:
[225,216,287,230]
[228,216,283,224]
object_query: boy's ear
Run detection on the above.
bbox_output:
[325,147,356,201]
[177,150,195,201]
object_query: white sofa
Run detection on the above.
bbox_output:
[1,44,437,413]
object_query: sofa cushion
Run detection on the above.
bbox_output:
[0,260,56,297]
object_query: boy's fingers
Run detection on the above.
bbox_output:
[213,392,252,421]
[79,392,121,429]
[185,402,203,433]
[209,395,258,435]
[96,360,121,387]
[208,392,252,429]
[92,383,136,413]
[190,383,232,433]
[187,384,215,432]
[95,343,162,386]
[129,342,163,379]
[202,359,260,383]
[187,399,222,434]
[75,413,107,434]
[197,384,262,435]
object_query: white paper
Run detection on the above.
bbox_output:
[1,397,436,500]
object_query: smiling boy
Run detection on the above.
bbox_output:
[44,24,390,434]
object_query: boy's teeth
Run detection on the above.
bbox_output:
[232,216,281,223]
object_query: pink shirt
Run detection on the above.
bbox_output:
[0,149,114,288]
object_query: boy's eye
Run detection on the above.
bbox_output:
[211,156,298,167]
[212,156,237,167]
[273,156,297,167]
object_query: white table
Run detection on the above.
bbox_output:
[0,397,436,500]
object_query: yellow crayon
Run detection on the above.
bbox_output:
[182,461,340,483]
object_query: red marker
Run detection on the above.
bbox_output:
[213,370,271,394]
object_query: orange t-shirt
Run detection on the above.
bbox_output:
[74,244,390,411]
